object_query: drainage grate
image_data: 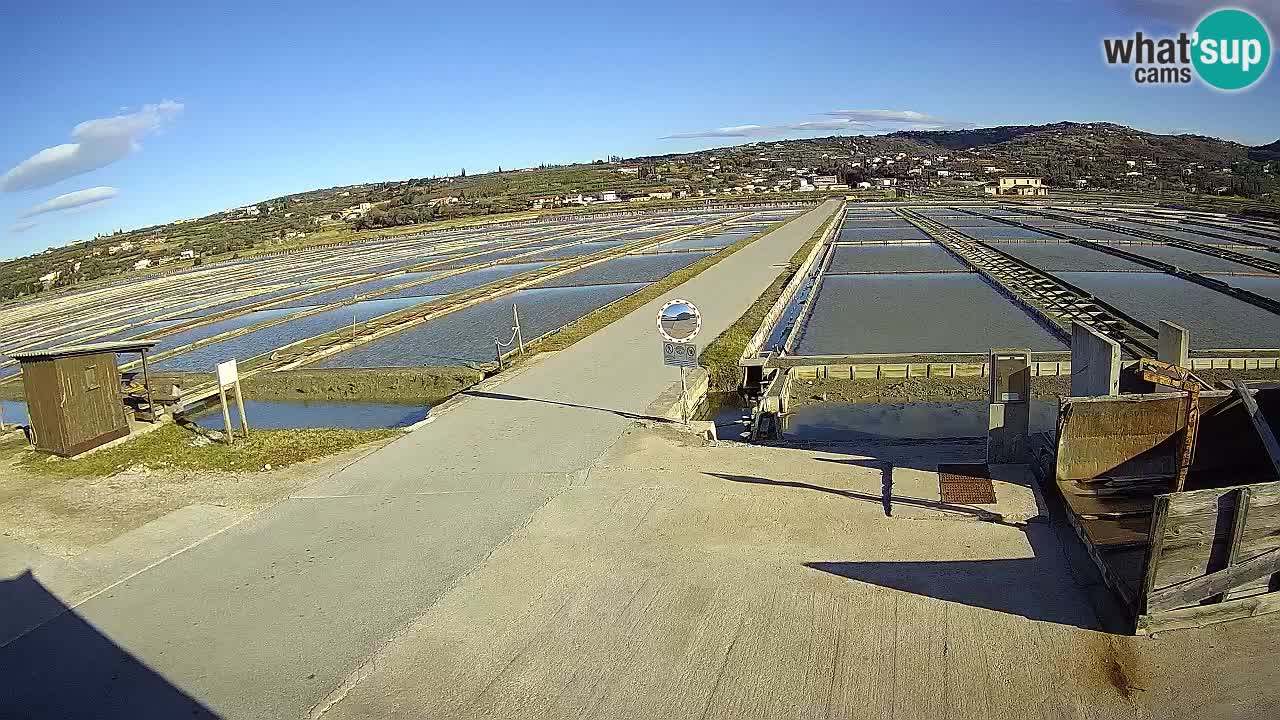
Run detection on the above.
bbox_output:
[938,463,997,504]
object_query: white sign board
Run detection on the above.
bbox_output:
[215,359,239,389]
[663,341,697,368]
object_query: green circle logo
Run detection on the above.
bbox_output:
[1193,8,1271,90]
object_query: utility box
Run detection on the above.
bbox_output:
[11,341,157,457]
[988,348,1032,464]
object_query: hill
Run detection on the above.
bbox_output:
[3,121,1277,304]
[1250,139,1280,162]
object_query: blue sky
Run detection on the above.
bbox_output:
[2,0,1277,257]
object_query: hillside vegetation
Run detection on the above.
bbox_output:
[3,121,1277,304]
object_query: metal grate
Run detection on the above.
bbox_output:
[938,463,997,504]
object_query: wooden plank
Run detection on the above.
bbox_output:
[1081,515,1150,549]
[1147,546,1280,613]
[1057,480,1155,518]
[1150,483,1280,589]
[1139,589,1280,634]
[1211,486,1251,604]
[1058,486,1140,610]
[1139,495,1170,614]
[1229,380,1280,479]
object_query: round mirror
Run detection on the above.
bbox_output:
[658,299,701,342]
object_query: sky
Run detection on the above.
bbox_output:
[2,0,1278,258]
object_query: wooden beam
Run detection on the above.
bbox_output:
[1229,380,1280,479]
[1137,591,1280,634]
[1146,545,1280,613]
[1139,495,1170,614]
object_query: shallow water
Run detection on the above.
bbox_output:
[155,296,430,372]
[990,242,1143,272]
[828,244,964,273]
[377,261,554,299]
[837,226,929,242]
[1057,271,1280,349]
[317,282,647,368]
[1112,244,1269,274]
[190,399,428,430]
[533,252,711,288]
[793,273,1066,355]
[265,271,440,310]
[1,399,28,426]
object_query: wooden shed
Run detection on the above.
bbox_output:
[10,341,158,457]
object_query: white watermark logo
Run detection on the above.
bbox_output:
[1103,7,1271,91]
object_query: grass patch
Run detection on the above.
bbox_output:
[15,423,398,479]
[524,217,795,355]
[699,210,838,391]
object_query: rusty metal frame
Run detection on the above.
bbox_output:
[1135,357,1211,492]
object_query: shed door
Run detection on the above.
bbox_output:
[62,358,125,444]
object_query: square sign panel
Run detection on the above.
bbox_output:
[662,341,697,367]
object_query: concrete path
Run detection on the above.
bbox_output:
[0,200,841,719]
[311,427,1280,720]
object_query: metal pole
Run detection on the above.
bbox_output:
[513,303,524,355]
[679,366,689,425]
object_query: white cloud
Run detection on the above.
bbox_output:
[1,100,183,192]
[9,221,37,234]
[660,109,969,140]
[824,109,949,124]
[20,186,119,218]
[661,118,869,140]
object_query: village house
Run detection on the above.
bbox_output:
[983,175,1048,197]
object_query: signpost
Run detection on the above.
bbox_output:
[662,341,697,367]
[215,359,250,445]
[658,299,702,424]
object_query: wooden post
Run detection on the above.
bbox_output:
[218,383,235,445]
[513,304,525,355]
[1175,387,1200,493]
[233,379,250,438]
[140,349,157,423]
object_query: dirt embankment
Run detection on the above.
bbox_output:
[789,375,1072,406]
[788,367,1280,407]
[145,367,485,405]
[245,367,484,403]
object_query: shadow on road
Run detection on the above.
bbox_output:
[804,520,1101,630]
[462,389,673,423]
[706,471,1012,524]
[707,471,1103,630]
[0,570,219,719]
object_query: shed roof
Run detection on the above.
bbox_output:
[9,340,159,362]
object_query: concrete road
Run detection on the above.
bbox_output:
[0,200,841,719]
[311,426,1280,720]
